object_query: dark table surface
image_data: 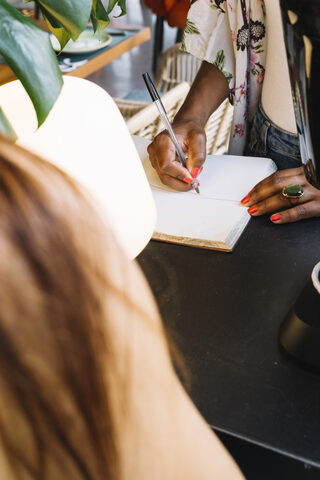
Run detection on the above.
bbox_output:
[137,215,320,468]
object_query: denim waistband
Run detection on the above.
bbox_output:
[245,100,302,170]
[256,101,299,139]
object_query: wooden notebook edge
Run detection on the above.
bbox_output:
[152,207,251,252]
[152,232,232,252]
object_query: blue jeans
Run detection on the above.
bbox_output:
[244,101,302,170]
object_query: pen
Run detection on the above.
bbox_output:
[142,72,200,194]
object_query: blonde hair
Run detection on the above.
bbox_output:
[0,134,136,480]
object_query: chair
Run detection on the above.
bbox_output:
[154,42,202,93]
[125,82,190,139]
[115,43,234,155]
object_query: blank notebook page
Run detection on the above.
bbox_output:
[133,135,277,251]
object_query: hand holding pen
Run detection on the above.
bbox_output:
[142,72,203,193]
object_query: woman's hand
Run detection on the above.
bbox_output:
[241,166,320,223]
[147,61,230,191]
[147,120,206,191]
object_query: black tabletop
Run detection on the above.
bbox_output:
[137,215,320,467]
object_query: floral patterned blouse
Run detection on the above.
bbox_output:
[182,0,266,155]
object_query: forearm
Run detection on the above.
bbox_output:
[148,61,229,191]
[173,61,229,128]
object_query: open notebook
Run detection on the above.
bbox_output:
[133,135,277,252]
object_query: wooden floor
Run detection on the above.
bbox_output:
[88,0,177,98]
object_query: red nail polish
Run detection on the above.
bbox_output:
[241,195,250,205]
[199,166,204,174]
[183,177,193,184]
[191,167,200,178]
[271,214,281,222]
[248,205,258,214]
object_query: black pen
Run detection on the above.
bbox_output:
[142,72,200,194]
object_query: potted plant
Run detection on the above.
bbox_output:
[0,0,126,138]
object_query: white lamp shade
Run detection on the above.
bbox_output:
[0,77,156,259]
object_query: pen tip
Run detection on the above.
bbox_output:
[193,180,200,194]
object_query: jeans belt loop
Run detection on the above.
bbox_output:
[261,119,270,155]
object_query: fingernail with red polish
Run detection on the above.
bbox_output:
[241,195,250,205]
[199,166,204,174]
[183,177,193,184]
[191,167,200,178]
[248,205,258,214]
[271,214,281,222]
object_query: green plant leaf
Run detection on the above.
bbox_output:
[0,108,17,141]
[37,0,92,40]
[90,0,127,37]
[90,11,98,32]
[91,0,110,36]
[0,0,63,127]
[42,11,71,51]
[35,6,71,51]
[107,0,126,17]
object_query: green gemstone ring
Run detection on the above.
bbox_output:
[282,184,304,199]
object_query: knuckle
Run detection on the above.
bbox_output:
[158,158,170,172]
[296,166,305,177]
[151,132,166,151]
[296,204,307,217]
[281,209,294,223]
[250,190,259,202]
[283,204,306,223]
[159,130,171,144]
[260,198,272,213]
[155,130,166,140]
[272,173,285,187]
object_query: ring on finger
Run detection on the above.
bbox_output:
[282,184,304,200]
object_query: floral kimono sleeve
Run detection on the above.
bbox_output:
[182,0,266,156]
[182,0,235,91]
